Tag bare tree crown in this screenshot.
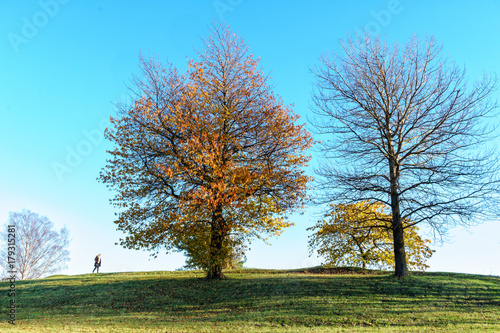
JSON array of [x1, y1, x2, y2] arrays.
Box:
[[1, 209, 70, 280], [312, 33, 498, 276]]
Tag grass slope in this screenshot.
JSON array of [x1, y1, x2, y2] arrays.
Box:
[[1, 267, 499, 332]]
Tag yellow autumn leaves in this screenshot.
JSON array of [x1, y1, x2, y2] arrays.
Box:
[[308, 201, 434, 271], [99, 24, 437, 278]]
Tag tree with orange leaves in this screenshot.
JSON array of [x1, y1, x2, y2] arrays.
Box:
[[99, 25, 313, 279]]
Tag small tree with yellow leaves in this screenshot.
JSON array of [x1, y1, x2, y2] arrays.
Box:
[[308, 201, 434, 271]]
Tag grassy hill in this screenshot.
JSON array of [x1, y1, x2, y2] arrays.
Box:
[[1, 267, 499, 332]]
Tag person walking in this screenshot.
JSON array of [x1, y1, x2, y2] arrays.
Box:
[[92, 254, 102, 273]]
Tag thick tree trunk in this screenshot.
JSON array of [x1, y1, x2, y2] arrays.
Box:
[[206, 264, 224, 280], [207, 206, 227, 280], [389, 159, 408, 277], [392, 214, 408, 277]]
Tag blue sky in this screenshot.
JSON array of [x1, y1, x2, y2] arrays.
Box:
[[1, 0, 499, 276]]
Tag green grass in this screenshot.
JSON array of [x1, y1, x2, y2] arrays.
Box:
[[1, 267, 499, 332]]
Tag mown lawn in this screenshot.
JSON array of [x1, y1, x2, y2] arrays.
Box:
[[1, 267, 499, 332]]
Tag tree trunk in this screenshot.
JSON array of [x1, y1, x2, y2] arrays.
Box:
[[392, 214, 408, 277], [206, 264, 224, 280], [207, 206, 227, 280], [389, 159, 408, 277], [358, 244, 367, 269]]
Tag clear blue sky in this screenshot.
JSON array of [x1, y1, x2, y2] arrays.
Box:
[[1, 0, 499, 276]]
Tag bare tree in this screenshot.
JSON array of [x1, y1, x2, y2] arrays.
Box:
[[0, 209, 70, 279], [311, 33, 499, 277]]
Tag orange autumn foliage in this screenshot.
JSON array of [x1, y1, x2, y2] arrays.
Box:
[[99, 25, 313, 279]]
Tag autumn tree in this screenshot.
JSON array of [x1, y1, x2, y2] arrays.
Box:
[[177, 232, 247, 270], [0, 209, 70, 280], [99, 25, 313, 279], [311, 33, 499, 277], [308, 201, 434, 270]]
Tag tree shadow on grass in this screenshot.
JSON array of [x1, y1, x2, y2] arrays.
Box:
[[1, 270, 499, 328]]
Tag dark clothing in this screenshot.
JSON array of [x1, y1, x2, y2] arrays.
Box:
[[92, 256, 102, 273]]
